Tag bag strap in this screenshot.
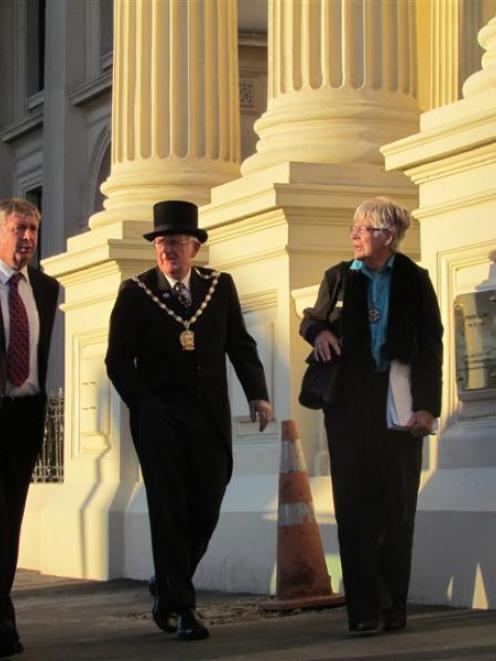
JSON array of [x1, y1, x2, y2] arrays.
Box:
[[327, 260, 350, 317]]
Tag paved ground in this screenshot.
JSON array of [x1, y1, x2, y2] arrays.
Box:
[[10, 569, 496, 660]]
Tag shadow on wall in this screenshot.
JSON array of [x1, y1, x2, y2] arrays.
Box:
[[196, 513, 343, 598], [412, 510, 496, 609], [410, 258, 496, 609]]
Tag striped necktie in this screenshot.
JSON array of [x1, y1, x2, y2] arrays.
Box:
[[6, 272, 30, 387], [173, 281, 191, 308]]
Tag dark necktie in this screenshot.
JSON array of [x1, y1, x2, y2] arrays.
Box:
[[6, 272, 30, 387], [173, 281, 191, 309]]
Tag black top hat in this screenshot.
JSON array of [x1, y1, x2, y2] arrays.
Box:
[[143, 200, 208, 243]]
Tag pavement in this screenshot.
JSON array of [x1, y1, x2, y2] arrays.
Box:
[[9, 569, 496, 660]]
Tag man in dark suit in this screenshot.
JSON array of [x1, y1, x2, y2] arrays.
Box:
[[106, 200, 272, 641], [0, 198, 60, 658]]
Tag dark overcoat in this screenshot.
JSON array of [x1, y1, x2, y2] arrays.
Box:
[[299, 251, 443, 628], [105, 266, 269, 472], [300, 252, 443, 416]]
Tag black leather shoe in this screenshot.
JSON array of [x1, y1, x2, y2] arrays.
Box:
[[0, 639, 23, 657], [0, 621, 23, 657], [349, 619, 379, 634], [177, 609, 209, 641], [152, 598, 177, 633], [383, 612, 407, 632]]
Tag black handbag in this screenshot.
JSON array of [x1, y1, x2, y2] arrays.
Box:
[[298, 350, 341, 410], [299, 262, 348, 410]]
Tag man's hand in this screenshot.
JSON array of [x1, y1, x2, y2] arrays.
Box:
[[405, 410, 434, 437], [249, 400, 273, 432], [314, 329, 341, 362]]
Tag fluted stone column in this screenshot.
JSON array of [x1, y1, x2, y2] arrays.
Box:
[[430, 0, 462, 108], [242, 0, 418, 174], [91, 0, 240, 228]]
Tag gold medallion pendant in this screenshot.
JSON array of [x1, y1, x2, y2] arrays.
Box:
[[133, 269, 220, 353], [179, 329, 195, 351]]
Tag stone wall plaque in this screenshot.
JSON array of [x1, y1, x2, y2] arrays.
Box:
[[454, 289, 496, 398]]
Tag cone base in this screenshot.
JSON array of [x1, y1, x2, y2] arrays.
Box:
[[259, 592, 345, 611]]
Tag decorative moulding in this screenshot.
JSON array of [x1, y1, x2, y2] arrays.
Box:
[[437, 242, 496, 414], [0, 110, 43, 143], [382, 90, 496, 173], [74, 330, 111, 457], [238, 289, 278, 313], [211, 247, 287, 273], [413, 189, 496, 220], [60, 291, 118, 313], [403, 143, 496, 185], [69, 71, 113, 107], [292, 285, 319, 318]]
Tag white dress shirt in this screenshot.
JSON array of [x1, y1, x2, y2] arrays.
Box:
[[0, 259, 40, 396], [164, 270, 192, 303]]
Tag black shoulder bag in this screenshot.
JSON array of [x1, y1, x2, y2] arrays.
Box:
[[298, 263, 348, 410]]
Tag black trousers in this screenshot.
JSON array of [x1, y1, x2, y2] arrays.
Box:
[[0, 395, 45, 625], [131, 393, 230, 610], [325, 370, 422, 628]]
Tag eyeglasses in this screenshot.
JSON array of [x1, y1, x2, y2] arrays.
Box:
[[349, 225, 388, 236], [154, 237, 195, 249]]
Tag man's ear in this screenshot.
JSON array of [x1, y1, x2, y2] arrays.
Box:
[[384, 231, 394, 247], [191, 241, 202, 258]]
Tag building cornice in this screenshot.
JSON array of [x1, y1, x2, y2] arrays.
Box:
[[0, 108, 43, 143], [69, 70, 113, 107]]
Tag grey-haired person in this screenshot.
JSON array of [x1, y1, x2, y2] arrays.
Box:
[[300, 197, 443, 634], [106, 200, 272, 641]]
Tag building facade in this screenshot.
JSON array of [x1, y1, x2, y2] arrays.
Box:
[[1, 0, 496, 609]]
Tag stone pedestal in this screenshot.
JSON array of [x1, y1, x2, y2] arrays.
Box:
[[381, 15, 496, 609]]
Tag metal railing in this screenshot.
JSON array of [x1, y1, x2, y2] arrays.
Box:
[[32, 388, 64, 483]]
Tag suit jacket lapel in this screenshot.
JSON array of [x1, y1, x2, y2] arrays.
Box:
[[147, 267, 188, 318], [0, 295, 5, 355], [29, 267, 48, 354], [190, 268, 210, 311], [143, 267, 210, 318], [27, 267, 51, 387]]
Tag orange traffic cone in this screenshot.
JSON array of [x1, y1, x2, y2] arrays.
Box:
[[260, 419, 345, 611]]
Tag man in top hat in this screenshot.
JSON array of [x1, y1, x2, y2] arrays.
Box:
[[105, 200, 272, 641]]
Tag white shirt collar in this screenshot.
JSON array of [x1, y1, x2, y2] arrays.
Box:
[[0, 259, 30, 285], [163, 269, 192, 291]]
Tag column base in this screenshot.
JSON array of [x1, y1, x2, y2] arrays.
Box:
[[20, 480, 135, 580]]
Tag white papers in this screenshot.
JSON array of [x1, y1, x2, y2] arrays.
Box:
[[387, 360, 413, 430], [386, 360, 439, 433]]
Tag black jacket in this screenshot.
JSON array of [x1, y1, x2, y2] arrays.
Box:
[[105, 266, 269, 452], [300, 252, 443, 416]]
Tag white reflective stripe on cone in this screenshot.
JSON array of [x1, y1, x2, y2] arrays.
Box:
[[278, 502, 316, 526], [280, 440, 307, 473]]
